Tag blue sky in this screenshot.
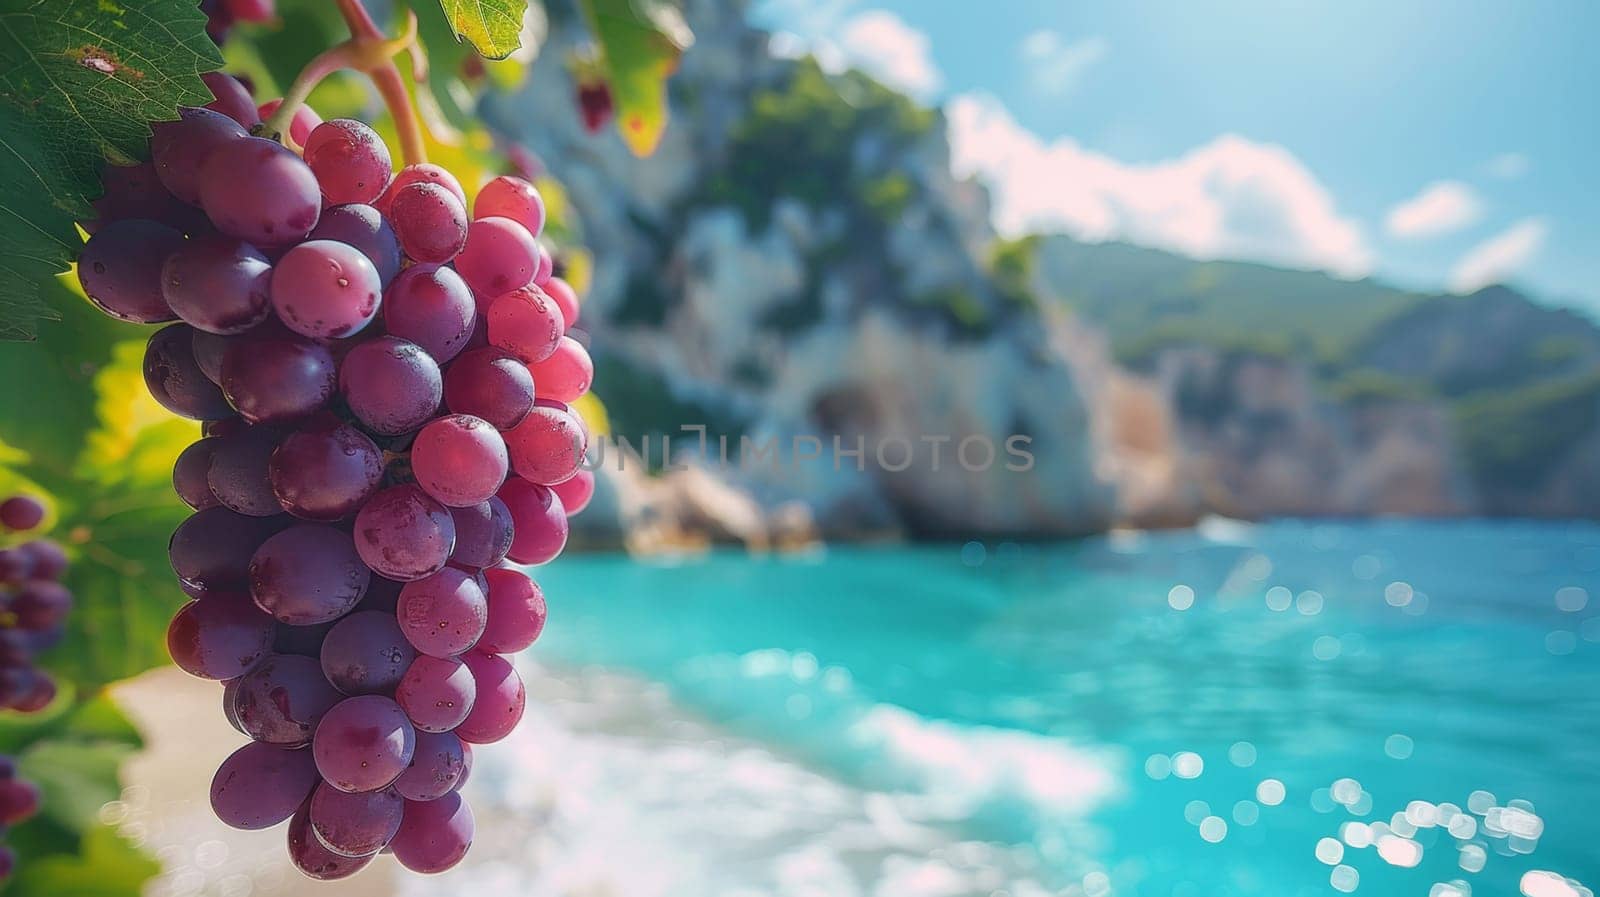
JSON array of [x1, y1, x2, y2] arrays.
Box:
[[754, 0, 1599, 311]]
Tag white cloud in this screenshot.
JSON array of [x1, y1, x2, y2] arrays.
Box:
[[946, 92, 1372, 277], [1448, 217, 1548, 293], [1484, 152, 1530, 179], [1384, 180, 1483, 239], [766, 7, 942, 100], [827, 10, 942, 100], [1019, 30, 1107, 95]]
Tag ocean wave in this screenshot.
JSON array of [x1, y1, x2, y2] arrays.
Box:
[[409, 659, 1122, 897]]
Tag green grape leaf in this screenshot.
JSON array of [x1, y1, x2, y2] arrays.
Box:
[[8, 823, 158, 897], [0, 0, 221, 340], [436, 0, 526, 60], [0, 693, 150, 890], [578, 0, 693, 157]]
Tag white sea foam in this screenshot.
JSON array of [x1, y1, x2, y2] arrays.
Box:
[[398, 660, 1119, 897]]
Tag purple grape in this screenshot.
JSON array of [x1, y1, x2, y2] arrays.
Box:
[[312, 695, 416, 793], [222, 676, 246, 734], [220, 332, 337, 424], [249, 524, 371, 624], [231, 653, 341, 747], [288, 800, 376, 880], [392, 730, 466, 800], [206, 424, 282, 516], [411, 414, 509, 507], [11, 581, 73, 630], [442, 348, 535, 430], [191, 329, 229, 384], [396, 567, 488, 658], [161, 236, 273, 334], [210, 741, 319, 829], [0, 548, 32, 583], [270, 240, 382, 339], [309, 781, 403, 858], [149, 106, 248, 204], [268, 420, 384, 521], [77, 219, 183, 323], [382, 264, 476, 363], [201, 71, 260, 128], [388, 182, 468, 263], [320, 611, 415, 696], [395, 655, 475, 733], [309, 203, 401, 286], [89, 160, 205, 234], [0, 779, 39, 825], [169, 507, 288, 596], [455, 651, 525, 744], [166, 594, 274, 680], [199, 136, 321, 247], [390, 791, 473, 873], [338, 337, 442, 436], [19, 540, 68, 580], [0, 496, 46, 532], [144, 324, 235, 420], [303, 119, 393, 206], [173, 438, 221, 510], [479, 566, 546, 654], [352, 484, 456, 581], [447, 498, 513, 569]]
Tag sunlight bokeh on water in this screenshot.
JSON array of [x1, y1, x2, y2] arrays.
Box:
[[452, 520, 1600, 897]]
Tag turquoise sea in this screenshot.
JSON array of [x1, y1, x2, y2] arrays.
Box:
[[453, 520, 1600, 897]]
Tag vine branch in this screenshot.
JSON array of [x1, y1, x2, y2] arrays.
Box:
[[259, 2, 428, 164]]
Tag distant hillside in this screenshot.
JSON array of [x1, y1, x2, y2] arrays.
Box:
[[1032, 237, 1427, 365], [1030, 236, 1600, 517]]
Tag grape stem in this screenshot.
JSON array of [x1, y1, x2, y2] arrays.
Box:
[[260, 1, 428, 165]]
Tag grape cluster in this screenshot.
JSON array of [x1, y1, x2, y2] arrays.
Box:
[[0, 495, 70, 713], [77, 73, 598, 878], [0, 756, 43, 883], [0, 494, 69, 883]]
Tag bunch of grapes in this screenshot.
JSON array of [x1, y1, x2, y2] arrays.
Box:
[[77, 73, 597, 878], [0, 494, 71, 883], [0, 495, 70, 713], [0, 756, 43, 883]]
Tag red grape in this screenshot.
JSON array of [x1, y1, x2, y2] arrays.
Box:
[[454, 651, 524, 744], [486, 285, 564, 364], [410, 414, 509, 507], [303, 118, 393, 205], [473, 175, 545, 238], [389, 182, 469, 263]]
